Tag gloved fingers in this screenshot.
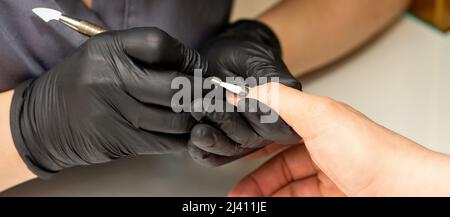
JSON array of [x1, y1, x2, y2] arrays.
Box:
[[93, 120, 188, 157], [117, 27, 207, 74], [187, 142, 246, 167], [258, 71, 302, 91], [133, 130, 189, 154], [237, 98, 301, 145], [137, 107, 195, 134], [190, 124, 255, 156], [277, 76, 302, 90], [110, 90, 195, 134], [191, 98, 264, 148], [201, 51, 241, 79], [273, 58, 303, 90], [240, 57, 301, 90], [123, 69, 194, 107]]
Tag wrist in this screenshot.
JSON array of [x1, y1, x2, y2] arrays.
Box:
[[375, 139, 450, 196], [0, 90, 36, 191], [10, 81, 56, 179]]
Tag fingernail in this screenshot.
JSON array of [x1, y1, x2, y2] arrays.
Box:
[[225, 92, 238, 106]]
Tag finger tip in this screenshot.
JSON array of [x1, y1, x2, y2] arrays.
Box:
[[190, 125, 215, 147], [225, 92, 239, 107]]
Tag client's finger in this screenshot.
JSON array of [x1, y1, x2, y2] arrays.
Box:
[[228, 144, 316, 197], [228, 82, 322, 138], [243, 144, 287, 160]]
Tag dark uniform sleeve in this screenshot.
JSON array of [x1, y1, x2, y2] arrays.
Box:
[[0, 0, 232, 92], [0, 0, 90, 91]]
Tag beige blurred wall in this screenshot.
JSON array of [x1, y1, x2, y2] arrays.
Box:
[[231, 0, 280, 21]]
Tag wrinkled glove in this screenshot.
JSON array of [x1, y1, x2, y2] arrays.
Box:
[[188, 20, 302, 166], [11, 27, 204, 178]]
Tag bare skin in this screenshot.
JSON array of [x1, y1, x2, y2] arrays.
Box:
[[0, 91, 35, 191], [257, 0, 410, 76], [83, 0, 92, 8], [84, 0, 410, 76]]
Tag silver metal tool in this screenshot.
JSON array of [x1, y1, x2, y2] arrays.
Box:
[[32, 7, 107, 37], [210, 77, 249, 97]]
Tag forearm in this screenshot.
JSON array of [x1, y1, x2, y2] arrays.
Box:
[[258, 0, 411, 77], [0, 90, 35, 192], [379, 140, 450, 196]]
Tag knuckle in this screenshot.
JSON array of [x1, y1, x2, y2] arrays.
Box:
[[123, 27, 174, 65], [85, 33, 109, 47], [141, 27, 170, 51], [81, 33, 117, 56]]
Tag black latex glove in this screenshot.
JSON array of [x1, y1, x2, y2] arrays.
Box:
[[188, 20, 302, 166], [11, 27, 205, 178]]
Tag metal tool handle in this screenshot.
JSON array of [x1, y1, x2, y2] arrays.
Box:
[[79, 20, 108, 36]]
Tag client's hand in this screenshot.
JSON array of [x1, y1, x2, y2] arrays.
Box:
[[230, 83, 450, 196]]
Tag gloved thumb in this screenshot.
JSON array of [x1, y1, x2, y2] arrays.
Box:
[[117, 27, 207, 74]]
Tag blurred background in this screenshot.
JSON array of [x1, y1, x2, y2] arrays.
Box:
[[2, 0, 450, 196]]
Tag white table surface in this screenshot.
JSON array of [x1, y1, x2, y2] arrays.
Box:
[[2, 15, 450, 196]]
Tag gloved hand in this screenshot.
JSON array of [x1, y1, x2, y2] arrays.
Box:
[[188, 20, 302, 166], [11, 27, 205, 178]]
